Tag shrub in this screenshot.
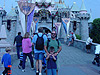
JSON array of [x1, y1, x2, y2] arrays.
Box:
[[75, 34, 81, 40], [90, 18, 100, 44]]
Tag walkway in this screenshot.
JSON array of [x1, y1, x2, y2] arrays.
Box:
[[0, 44, 100, 75]]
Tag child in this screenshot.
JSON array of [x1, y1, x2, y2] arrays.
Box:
[[1, 47, 12, 75], [18, 52, 23, 69], [46, 46, 57, 75]]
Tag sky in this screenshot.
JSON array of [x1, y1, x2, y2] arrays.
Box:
[[0, 0, 100, 20]]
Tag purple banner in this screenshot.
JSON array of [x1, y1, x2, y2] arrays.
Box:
[[27, 8, 35, 32]]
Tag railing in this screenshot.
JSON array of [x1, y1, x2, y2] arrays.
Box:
[[59, 38, 99, 54]]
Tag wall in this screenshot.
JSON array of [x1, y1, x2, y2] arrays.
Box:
[[59, 38, 99, 54], [72, 39, 98, 54]]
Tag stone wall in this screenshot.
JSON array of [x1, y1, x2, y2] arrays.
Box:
[[72, 39, 98, 54], [59, 38, 99, 54]]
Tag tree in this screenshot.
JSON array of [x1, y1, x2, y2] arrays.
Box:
[[90, 18, 100, 44]]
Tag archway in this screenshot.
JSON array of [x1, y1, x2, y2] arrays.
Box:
[[39, 27, 51, 34]]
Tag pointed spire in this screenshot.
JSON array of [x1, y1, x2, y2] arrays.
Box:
[[88, 9, 93, 23], [71, 2, 79, 11], [80, 0, 87, 13], [0, 25, 7, 39], [3, 0, 5, 9], [51, 0, 55, 5], [0, 25, 11, 47], [12, 4, 14, 9], [59, 0, 62, 3], [0, 4, 3, 10]]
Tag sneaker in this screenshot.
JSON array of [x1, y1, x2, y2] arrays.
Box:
[[39, 73, 42, 75], [31, 67, 35, 70], [18, 65, 21, 69], [22, 69, 25, 72], [36, 71, 39, 75]]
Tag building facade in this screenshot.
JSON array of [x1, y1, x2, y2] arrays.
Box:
[[0, 0, 93, 45]]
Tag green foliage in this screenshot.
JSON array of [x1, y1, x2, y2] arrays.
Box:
[[90, 18, 100, 44], [75, 34, 81, 40]]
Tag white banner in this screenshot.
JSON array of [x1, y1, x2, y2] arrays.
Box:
[[55, 22, 61, 38], [18, 6, 25, 34]]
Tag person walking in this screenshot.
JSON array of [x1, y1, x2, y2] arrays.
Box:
[[22, 32, 34, 72], [1, 47, 12, 75], [44, 30, 62, 75], [13, 32, 23, 59], [46, 46, 57, 75], [32, 28, 47, 75]]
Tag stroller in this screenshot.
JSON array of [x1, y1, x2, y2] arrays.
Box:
[[92, 45, 100, 66]]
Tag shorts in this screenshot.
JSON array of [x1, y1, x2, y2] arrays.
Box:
[[86, 45, 91, 49], [34, 53, 44, 60]]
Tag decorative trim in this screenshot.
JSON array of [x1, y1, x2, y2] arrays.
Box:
[[35, 2, 51, 8]]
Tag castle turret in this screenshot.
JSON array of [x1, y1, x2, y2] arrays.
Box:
[[80, 0, 87, 14], [71, 2, 80, 13], [59, 0, 62, 3], [77, 0, 90, 41], [0, 6, 6, 29]]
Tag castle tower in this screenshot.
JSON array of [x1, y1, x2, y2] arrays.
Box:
[[77, 0, 90, 41], [0, 6, 6, 29], [59, 0, 62, 3]]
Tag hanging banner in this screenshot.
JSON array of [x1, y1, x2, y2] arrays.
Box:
[[54, 22, 61, 34], [62, 18, 70, 35], [17, 1, 35, 15], [27, 8, 35, 32], [18, 6, 25, 34]]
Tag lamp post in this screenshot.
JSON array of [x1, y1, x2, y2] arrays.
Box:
[[52, 13, 54, 31]]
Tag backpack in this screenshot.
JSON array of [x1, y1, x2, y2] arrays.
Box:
[[35, 34, 44, 50], [47, 38, 59, 50]]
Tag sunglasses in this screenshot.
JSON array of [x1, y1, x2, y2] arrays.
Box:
[[51, 33, 56, 34]]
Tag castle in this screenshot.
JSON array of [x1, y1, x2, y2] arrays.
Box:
[[0, 0, 93, 45]]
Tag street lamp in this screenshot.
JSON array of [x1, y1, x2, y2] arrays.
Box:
[[52, 13, 54, 31]]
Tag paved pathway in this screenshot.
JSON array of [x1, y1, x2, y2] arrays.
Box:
[[0, 44, 100, 75]]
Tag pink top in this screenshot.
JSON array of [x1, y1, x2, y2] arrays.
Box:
[[22, 38, 32, 53]]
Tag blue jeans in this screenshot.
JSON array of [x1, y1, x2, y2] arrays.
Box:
[[16, 46, 21, 59], [47, 69, 56, 75], [22, 52, 34, 69]]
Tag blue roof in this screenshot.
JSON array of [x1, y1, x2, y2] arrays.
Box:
[[88, 13, 93, 23], [71, 2, 79, 11], [0, 4, 3, 10], [80, 0, 87, 11], [55, 2, 67, 9], [8, 8, 17, 16]]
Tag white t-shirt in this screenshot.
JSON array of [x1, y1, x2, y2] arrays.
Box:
[[95, 45, 100, 54], [86, 37, 92, 45]]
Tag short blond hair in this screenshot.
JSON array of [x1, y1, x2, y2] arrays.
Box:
[[5, 47, 11, 52]]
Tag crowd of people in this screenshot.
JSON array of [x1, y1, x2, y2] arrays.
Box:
[[1, 29, 95, 75], [1, 28, 62, 75]]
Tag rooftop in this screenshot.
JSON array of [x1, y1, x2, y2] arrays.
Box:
[[71, 2, 80, 11]]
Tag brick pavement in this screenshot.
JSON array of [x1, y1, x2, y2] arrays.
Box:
[[0, 44, 100, 75]]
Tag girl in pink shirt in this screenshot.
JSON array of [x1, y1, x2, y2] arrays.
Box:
[[22, 32, 34, 72]]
